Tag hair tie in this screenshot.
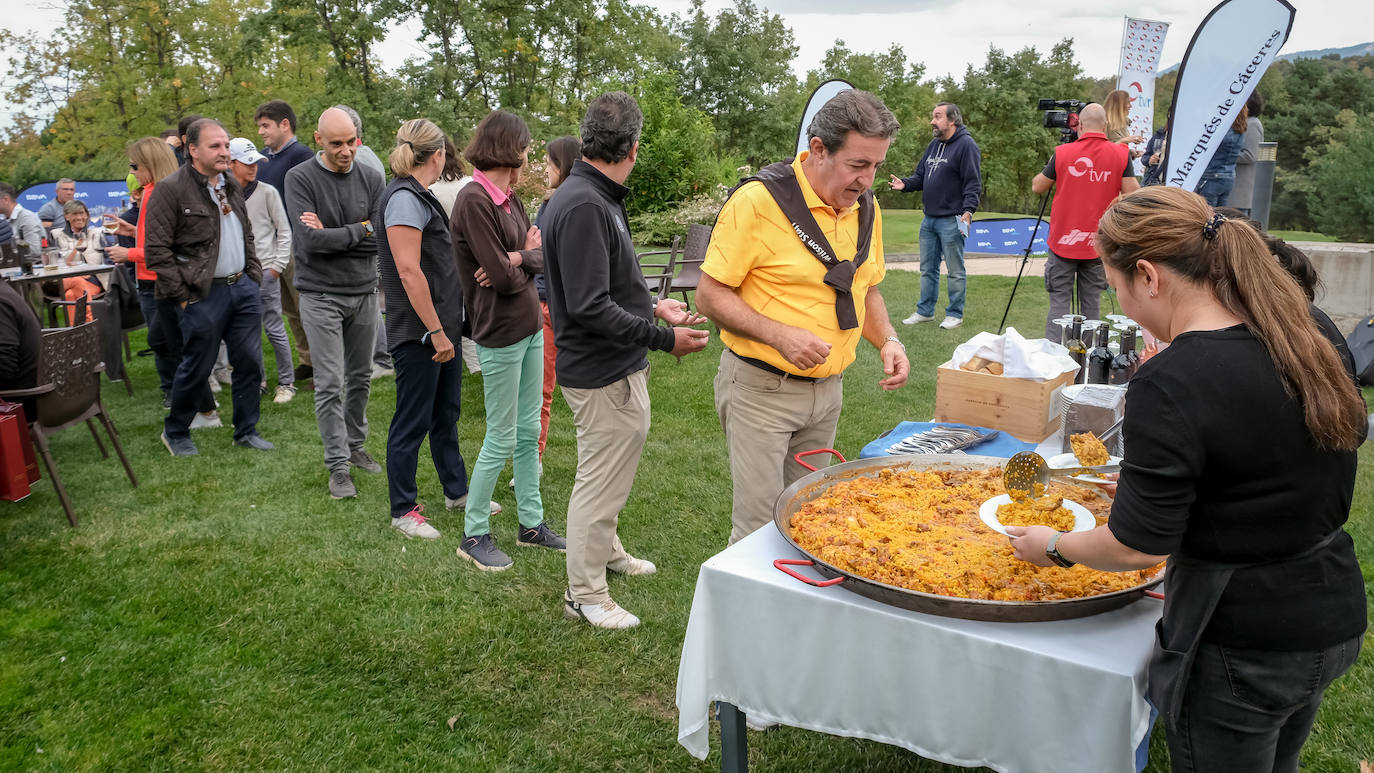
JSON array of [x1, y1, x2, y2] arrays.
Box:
[[400, 140, 414, 149], [1202, 212, 1226, 241]]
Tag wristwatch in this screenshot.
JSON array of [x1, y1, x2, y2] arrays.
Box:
[[883, 335, 905, 350], [1046, 531, 1076, 568], [362, 220, 374, 237]]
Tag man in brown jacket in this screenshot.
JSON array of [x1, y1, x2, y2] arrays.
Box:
[[144, 118, 273, 456]]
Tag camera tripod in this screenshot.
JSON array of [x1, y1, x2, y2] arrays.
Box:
[[996, 189, 1051, 335]]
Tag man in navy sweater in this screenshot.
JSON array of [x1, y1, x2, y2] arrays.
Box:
[[256, 99, 316, 382], [888, 102, 982, 329]]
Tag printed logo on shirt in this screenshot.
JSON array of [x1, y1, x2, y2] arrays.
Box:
[[925, 155, 949, 172], [615, 216, 629, 236], [1057, 229, 1095, 247], [1067, 156, 1116, 183]]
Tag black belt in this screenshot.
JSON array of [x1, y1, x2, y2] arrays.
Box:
[[212, 272, 243, 286], [730, 349, 819, 382]]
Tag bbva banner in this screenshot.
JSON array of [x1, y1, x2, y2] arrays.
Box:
[[1162, 0, 1295, 191], [966, 218, 1049, 256], [19, 179, 133, 220]]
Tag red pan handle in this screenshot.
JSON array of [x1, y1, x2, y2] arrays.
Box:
[[793, 448, 847, 472], [1144, 590, 1165, 600], [774, 558, 845, 587]]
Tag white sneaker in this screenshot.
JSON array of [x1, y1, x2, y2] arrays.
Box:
[[902, 312, 934, 325], [392, 507, 440, 539], [939, 316, 963, 329], [564, 590, 640, 629], [445, 493, 504, 515], [207, 375, 222, 393], [608, 555, 657, 576], [273, 385, 297, 404], [371, 364, 395, 379], [190, 411, 222, 429]]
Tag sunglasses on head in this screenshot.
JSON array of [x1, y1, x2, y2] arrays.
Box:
[[129, 163, 139, 171]]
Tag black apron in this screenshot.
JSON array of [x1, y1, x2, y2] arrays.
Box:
[[722, 161, 875, 330], [1148, 530, 1341, 727]]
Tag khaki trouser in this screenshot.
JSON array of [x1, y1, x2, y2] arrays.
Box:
[[562, 367, 647, 604], [715, 350, 844, 544]]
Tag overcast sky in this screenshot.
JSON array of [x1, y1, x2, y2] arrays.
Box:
[[3, 0, 1372, 129]]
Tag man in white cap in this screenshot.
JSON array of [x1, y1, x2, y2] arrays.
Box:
[[229, 137, 296, 404]]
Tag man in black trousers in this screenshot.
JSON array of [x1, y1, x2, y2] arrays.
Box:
[[144, 119, 273, 456]]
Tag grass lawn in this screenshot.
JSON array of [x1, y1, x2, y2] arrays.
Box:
[[2, 272, 1372, 771], [1272, 229, 1339, 243]]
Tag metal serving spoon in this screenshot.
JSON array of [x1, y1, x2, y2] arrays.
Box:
[[1004, 451, 1049, 502]]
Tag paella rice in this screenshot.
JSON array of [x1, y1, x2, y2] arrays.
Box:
[[788, 467, 1161, 601], [996, 497, 1076, 531], [1070, 432, 1110, 466]]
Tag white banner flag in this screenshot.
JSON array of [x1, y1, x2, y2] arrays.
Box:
[[1116, 18, 1170, 142], [796, 79, 854, 157], [1162, 0, 1295, 191]]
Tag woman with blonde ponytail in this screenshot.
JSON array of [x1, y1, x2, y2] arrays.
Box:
[[376, 118, 495, 540], [1008, 185, 1366, 772]]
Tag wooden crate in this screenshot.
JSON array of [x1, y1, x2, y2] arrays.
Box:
[[933, 361, 1077, 442]]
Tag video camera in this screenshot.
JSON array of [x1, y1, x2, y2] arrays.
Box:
[[1038, 98, 1087, 144]]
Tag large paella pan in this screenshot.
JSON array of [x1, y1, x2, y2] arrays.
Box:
[[772, 452, 1163, 622]]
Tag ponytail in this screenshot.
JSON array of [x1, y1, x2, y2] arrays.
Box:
[[388, 119, 445, 178], [1098, 186, 1365, 451]]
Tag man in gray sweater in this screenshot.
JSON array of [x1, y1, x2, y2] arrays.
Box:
[[285, 108, 385, 499]]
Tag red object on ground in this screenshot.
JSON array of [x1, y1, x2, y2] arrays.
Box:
[[0, 413, 31, 500], [0, 401, 39, 483]]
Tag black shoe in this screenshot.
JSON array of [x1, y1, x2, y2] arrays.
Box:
[[136, 348, 154, 357], [294, 364, 313, 382], [233, 433, 275, 451], [517, 522, 567, 552]]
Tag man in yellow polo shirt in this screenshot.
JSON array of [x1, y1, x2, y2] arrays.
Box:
[[698, 89, 911, 545]]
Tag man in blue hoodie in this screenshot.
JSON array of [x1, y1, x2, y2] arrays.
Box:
[[888, 103, 981, 329]]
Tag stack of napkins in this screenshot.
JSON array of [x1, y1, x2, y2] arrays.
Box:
[[950, 327, 1080, 381]]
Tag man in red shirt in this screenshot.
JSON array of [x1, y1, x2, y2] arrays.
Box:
[[1032, 103, 1140, 339]]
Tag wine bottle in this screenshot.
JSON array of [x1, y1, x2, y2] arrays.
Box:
[[1086, 323, 1112, 384], [1110, 325, 1139, 385], [1066, 315, 1087, 383]]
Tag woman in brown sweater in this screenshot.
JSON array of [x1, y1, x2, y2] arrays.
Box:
[[450, 110, 565, 571]]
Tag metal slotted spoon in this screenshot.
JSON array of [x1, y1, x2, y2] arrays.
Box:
[[1004, 451, 1050, 502]]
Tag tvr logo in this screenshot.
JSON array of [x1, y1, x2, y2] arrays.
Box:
[[1067, 157, 1116, 183]]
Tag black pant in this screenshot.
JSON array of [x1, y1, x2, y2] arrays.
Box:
[[165, 279, 264, 441], [1169, 636, 1362, 772], [386, 340, 470, 517]]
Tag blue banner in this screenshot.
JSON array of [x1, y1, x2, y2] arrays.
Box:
[[966, 217, 1049, 256], [18, 179, 133, 221]]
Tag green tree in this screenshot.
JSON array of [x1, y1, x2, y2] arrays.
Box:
[[936, 39, 1091, 215], [808, 41, 936, 210], [1305, 110, 1374, 241], [676, 0, 798, 165], [625, 71, 724, 217]]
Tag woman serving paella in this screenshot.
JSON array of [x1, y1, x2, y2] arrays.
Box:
[[1006, 186, 1366, 773]]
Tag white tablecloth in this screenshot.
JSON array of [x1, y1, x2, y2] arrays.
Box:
[[675, 524, 1161, 773]]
